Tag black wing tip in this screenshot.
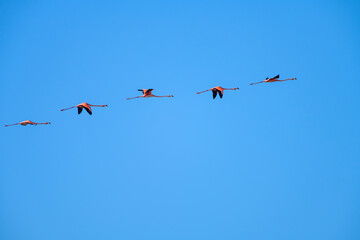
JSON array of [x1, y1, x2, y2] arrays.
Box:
[[85, 108, 92, 115], [218, 90, 223, 99], [212, 89, 217, 99]]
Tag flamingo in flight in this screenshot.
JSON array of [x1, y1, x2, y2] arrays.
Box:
[[250, 75, 297, 85], [60, 102, 108, 115], [126, 89, 174, 100], [196, 86, 239, 99], [4, 120, 51, 127]]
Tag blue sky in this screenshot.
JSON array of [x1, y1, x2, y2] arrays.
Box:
[[0, 0, 359, 239]]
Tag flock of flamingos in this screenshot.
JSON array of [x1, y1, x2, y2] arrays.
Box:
[[4, 75, 296, 127]]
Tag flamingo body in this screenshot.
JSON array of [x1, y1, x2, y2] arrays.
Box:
[[4, 120, 51, 127], [60, 102, 108, 115], [126, 89, 174, 100], [250, 75, 297, 85], [77, 102, 92, 115], [196, 86, 239, 99]]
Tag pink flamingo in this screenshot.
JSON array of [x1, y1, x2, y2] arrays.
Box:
[[126, 89, 174, 100], [60, 102, 108, 115], [196, 86, 239, 99], [4, 120, 51, 127], [250, 75, 296, 85]]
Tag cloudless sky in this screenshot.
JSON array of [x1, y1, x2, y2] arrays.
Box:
[[1, 1, 360, 239]]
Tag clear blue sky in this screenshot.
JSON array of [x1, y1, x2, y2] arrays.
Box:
[[1, 1, 359, 239]]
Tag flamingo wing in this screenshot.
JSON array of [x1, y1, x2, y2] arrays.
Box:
[[145, 89, 153, 94], [212, 89, 218, 99], [84, 106, 92, 115], [273, 74, 280, 79], [218, 90, 223, 98], [138, 89, 145, 94], [77, 107, 83, 114]]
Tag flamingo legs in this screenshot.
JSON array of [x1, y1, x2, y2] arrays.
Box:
[[126, 96, 142, 100], [4, 123, 19, 127], [60, 106, 76, 111], [249, 81, 265, 85], [196, 89, 211, 94]]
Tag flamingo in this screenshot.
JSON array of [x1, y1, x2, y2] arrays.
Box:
[[250, 75, 297, 85], [60, 102, 108, 115], [4, 120, 51, 127], [196, 86, 239, 99], [126, 89, 174, 100]]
